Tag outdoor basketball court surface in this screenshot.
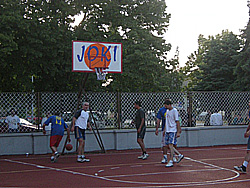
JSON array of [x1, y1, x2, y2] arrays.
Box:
[[1, 145, 250, 187]]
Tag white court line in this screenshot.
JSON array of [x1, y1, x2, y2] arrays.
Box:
[[3, 156, 242, 186], [104, 168, 221, 178]]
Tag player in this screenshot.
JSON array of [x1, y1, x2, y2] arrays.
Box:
[[155, 100, 178, 163], [43, 112, 70, 163], [71, 102, 92, 163], [163, 99, 184, 167], [134, 101, 148, 160], [234, 100, 250, 173]]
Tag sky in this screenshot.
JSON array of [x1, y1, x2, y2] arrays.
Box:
[[164, 0, 249, 66], [74, 0, 249, 67]]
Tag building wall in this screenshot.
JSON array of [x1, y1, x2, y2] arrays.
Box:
[[0, 125, 248, 156]]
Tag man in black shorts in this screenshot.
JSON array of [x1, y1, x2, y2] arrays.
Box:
[[134, 101, 148, 160]]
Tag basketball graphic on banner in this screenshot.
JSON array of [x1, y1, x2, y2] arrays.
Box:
[[84, 43, 111, 70]]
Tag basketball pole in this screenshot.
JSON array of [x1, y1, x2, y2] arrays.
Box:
[[82, 88, 105, 153]]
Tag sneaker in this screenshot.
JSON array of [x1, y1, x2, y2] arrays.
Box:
[[142, 153, 149, 160], [234, 165, 246, 173], [173, 157, 177, 163], [54, 152, 60, 163], [77, 157, 90, 163], [82, 157, 90, 162], [138, 153, 148, 159], [177, 154, 184, 163], [77, 158, 83, 163], [138, 154, 144, 159], [50, 156, 55, 163], [166, 160, 173, 167], [161, 156, 168, 164]]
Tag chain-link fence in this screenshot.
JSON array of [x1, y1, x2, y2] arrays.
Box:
[[0, 91, 249, 133]]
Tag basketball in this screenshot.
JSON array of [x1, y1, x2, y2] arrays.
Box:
[[66, 143, 73, 151]]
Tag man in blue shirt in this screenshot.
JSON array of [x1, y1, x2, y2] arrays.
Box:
[[43, 112, 70, 163], [155, 100, 168, 163]]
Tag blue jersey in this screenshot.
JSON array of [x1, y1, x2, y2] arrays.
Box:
[[156, 107, 167, 131], [44, 115, 68, 136]]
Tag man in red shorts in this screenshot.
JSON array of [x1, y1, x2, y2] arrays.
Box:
[[43, 112, 70, 162]]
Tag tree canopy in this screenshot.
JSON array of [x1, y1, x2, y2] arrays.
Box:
[[1, 0, 182, 92]]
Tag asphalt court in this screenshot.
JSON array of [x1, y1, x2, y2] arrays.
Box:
[[1, 145, 250, 187]]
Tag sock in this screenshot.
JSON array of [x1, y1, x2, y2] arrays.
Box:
[[51, 156, 54, 160], [81, 155, 85, 158], [164, 155, 168, 159], [243, 161, 248, 167], [78, 155, 81, 159]]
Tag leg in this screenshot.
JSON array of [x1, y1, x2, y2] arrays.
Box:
[[168, 144, 174, 161], [234, 138, 250, 173], [137, 138, 146, 153], [77, 138, 84, 156]]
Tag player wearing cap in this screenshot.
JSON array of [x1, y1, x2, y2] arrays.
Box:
[[43, 112, 70, 163]]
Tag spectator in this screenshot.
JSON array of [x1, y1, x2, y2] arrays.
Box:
[[210, 110, 223, 126], [5, 108, 20, 133], [204, 110, 211, 126]]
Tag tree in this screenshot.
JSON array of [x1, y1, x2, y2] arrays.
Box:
[[0, 0, 80, 92], [74, 0, 173, 92], [194, 30, 242, 91], [232, 19, 250, 90]]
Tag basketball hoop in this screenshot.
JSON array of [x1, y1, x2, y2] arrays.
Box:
[[95, 67, 108, 81]]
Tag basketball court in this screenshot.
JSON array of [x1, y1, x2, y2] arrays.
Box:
[[1, 145, 250, 187]]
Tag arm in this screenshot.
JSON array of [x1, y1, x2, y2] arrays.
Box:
[[71, 117, 76, 132], [42, 123, 46, 135], [155, 119, 161, 135], [66, 127, 71, 142], [176, 120, 181, 137], [87, 121, 92, 131]]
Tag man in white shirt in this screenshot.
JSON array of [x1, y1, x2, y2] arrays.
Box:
[[71, 102, 92, 163], [5, 108, 20, 133], [163, 100, 184, 167], [210, 111, 223, 126]]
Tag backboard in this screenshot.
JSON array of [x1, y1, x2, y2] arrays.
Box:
[[72, 41, 122, 73]]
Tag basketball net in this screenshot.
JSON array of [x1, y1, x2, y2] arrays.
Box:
[[95, 68, 107, 81]]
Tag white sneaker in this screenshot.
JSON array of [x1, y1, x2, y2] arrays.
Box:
[[77, 157, 90, 162], [177, 155, 184, 163], [53, 152, 60, 163], [142, 153, 149, 160], [138, 154, 144, 159], [165, 160, 173, 167], [173, 157, 177, 163], [161, 157, 168, 163], [82, 157, 90, 162]]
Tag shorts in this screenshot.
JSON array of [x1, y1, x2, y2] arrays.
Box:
[[165, 132, 177, 146], [50, 135, 63, 147], [247, 137, 250, 150], [75, 126, 86, 140], [137, 126, 146, 139]]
